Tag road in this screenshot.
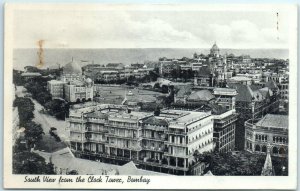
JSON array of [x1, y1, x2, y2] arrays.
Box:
[[15, 86, 70, 142]]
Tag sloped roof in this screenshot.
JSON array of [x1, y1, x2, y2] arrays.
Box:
[[256, 114, 288, 129], [265, 80, 278, 90], [176, 85, 192, 98], [208, 103, 227, 115], [187, 90, 215, 101], [228, 83, 253, 102], [143, 116, 168, 127], [197, 66, 211, 77]]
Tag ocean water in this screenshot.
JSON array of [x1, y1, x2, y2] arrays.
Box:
[[13, 48, 289, 71]]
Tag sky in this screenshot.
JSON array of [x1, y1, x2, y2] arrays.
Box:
[[12, 5, 292, 49]]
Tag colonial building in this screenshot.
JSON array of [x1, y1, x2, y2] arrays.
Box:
[[228, 83, 280, 150], [64, 78, 94, 102], [213, 88, 237, 110], [47, 80, 67, 99], [68, 104, 214, 175], [210, 42, 220, 58], [245, 114, 288, 158]]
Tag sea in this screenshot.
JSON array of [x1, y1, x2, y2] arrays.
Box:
[[13, 48, 289, 71]]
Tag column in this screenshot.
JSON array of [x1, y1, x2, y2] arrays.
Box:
[[175, 157, 178, 167], [129, 150, 132, 159]]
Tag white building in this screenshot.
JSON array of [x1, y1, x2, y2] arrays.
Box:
[[47, 80, 67, 99], [64, 78, 94, 102]]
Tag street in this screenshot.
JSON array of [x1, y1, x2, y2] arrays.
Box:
[[15, 86, 70, 143]]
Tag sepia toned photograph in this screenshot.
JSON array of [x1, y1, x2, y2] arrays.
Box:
[[4, 3, 298, 189]]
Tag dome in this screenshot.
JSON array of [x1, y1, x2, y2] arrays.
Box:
[[63, 60, 82, 74], [211, 43, 219, 51], [85, 78, 92, 83]]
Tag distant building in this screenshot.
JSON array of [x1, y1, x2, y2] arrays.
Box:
[[186, 90, 215, 106], [64, 78, 94, 102], [228, 76, 253, 85], [213, 88, 237, 110], [21, 72, 42, 81], [61, 60, 83, 82], [68, 104, 214, 175], [194, 66, 212, 87], [228, 83, 280, 150], [47, 80, 67, 99], [245, 114, 288, 158], [210, 42, 220, 58]]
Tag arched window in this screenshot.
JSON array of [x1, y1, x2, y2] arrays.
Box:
[[255, 145, 260, 152], [273, 147, 278, 154], [256, 134, 258, 140], [279, 137, 282, 143], [279, 147, 285, 155], [262, 145, 267, 153], [258, 135, 261, 140]]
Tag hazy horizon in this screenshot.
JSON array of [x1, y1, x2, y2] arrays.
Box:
[[13, 48, 289, 71]]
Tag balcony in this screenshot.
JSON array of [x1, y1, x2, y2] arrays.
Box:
[[85, 138, 108, 144], [142, 145, 165, 152], [86, 129, 109, 134], [87, 118, 106, 124], [142, 136, 166, 142], [68, 118, 86, 123]]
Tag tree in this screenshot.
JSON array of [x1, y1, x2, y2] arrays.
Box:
[[13, 97, 35, 126], [24, 121, 45, 148], [13, 151, 55, 174]]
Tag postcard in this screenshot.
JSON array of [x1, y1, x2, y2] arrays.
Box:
[[4, 3, 297, 189]]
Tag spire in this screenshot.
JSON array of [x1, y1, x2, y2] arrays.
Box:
[[261, 144, 274, 176]]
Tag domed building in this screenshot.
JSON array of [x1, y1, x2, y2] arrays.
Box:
[[210, 42, 220, 57], [63, 60, 82, 74], [61, 59, 83, 82]]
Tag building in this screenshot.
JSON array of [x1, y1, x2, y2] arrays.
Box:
[[21, 72, 42, 81], [185, 90, 215, 106], [64, 78, 94, 102], [194, 66, 212, 87], [228, 83, 280, 150], [68, 104, 214, 175], [213, 88, 237, 110], [245, 114, 288, 158], [210, 42, 220, 58], [228, 76, 253, 85], [61, 59, 83, 82], [213, 109, 238, 153], [47, 80, 67, 99]]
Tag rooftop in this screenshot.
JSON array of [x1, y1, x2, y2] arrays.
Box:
[[187, 90, 215, 101], [35, 148, 169, 175], [256, 114, 288, 129]]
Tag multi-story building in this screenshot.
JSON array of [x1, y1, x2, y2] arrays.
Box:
[[47, 80, 67, 99], [213, 88, 237, 110], [64, 78, 94, 102], [244, 114, 288, 157], [213, 109, 238, 153], [68, 104, 214, 175], [227, 83, 280, 150]]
